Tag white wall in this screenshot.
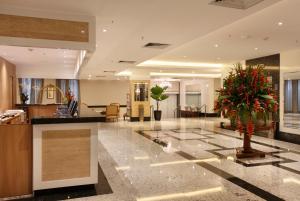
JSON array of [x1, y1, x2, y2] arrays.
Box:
[[280, 49, 300, 135], [80, 80, 130, 106]]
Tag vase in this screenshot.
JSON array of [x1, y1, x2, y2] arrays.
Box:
[[154, 110, 162, 121]]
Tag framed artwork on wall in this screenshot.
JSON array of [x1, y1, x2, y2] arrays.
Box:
[[47, 86, 54, 99]]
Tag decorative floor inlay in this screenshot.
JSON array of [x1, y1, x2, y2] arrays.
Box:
[[127, 123, 300, 201]]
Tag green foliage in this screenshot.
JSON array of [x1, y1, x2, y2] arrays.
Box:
[[150, 85, 169, 110]]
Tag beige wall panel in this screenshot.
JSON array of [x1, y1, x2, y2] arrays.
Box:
[[42, 129, 91, 181], [80, 80, 129, 105], [0, 56, 16, 111], [0, 14, 89, 42]]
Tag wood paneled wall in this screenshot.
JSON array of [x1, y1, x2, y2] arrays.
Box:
[[0, 56, 16, 111], [0, 14, 89, 42], [0, 124, 33, 198]]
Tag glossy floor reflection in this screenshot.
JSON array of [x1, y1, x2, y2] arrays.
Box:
[[85, 118, 300, 201]]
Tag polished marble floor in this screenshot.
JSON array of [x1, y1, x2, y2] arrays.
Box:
[[71, 118, 300, 201], [284, 113, 300, 129]]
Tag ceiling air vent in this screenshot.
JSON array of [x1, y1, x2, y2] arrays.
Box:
[[143, 42, 170, 49], [209, 0, 264, 10], [95, 75, 106, 78], [103, 70, 116, 73], [118, 60, 136, 64]]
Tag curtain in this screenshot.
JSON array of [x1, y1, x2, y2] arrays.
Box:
[[18, 78, 44, 104], [284, 80, 293, 112], [56, 79, 80, 103]]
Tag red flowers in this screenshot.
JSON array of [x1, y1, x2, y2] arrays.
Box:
[[254, 99, 260, 111], [215, 63, 278, 137]]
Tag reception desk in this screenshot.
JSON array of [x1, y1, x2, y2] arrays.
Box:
[[31, 116, 105, 190]]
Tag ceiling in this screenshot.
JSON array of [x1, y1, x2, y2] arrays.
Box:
[[1, 0, 295, 80], [0, 45, 79, 79]]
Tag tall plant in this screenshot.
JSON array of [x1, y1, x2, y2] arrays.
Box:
[[151, 85, 169, 111], [214, 63, 278, 155]]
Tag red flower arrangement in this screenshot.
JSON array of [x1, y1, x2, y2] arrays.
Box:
[[214, 63, 278, 155]]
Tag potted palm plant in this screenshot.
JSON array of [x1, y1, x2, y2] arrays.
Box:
[[214, 63, 278, 158], [151, 85, 169, 121]]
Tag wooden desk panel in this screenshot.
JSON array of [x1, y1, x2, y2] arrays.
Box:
[[0, 124, 32, 198], [42, 129, 91, 181]]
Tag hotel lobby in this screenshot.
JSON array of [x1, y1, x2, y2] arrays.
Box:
[[0, 0, 300, 201]]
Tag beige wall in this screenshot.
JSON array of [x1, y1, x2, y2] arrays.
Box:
[[80, 80, 129, 105], [0, 56, 16, 111]]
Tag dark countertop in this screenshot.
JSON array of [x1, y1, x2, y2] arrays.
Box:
[[16, 103, 66, 107], [31, 115, 106, 124]]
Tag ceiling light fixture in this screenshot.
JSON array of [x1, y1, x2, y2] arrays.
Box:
[[116, 70, 132, 76], [102, 29, 107, 33], [150, 72, 221, 78], [81, 30, 85, 34], [278, 22, 283, 26], [254, 47, 258, 51], [214, 44, 219, 48], [138, 60, 223, 68]]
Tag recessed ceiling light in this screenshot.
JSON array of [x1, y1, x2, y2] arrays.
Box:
[[254, 47, 258, 51], [150, 72, 221, 78], [88, 74, 92, 77], [102, 29, 107, 33], [138, 60, 224, 68], [214, 44, 219, 48], [116, 70, 132, 76], [183, 56, 187, 58], [81, 30, 85, 34], [278, 22, 283, 26]]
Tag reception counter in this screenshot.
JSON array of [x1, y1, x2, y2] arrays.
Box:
[[31, 115, 105, 191]]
